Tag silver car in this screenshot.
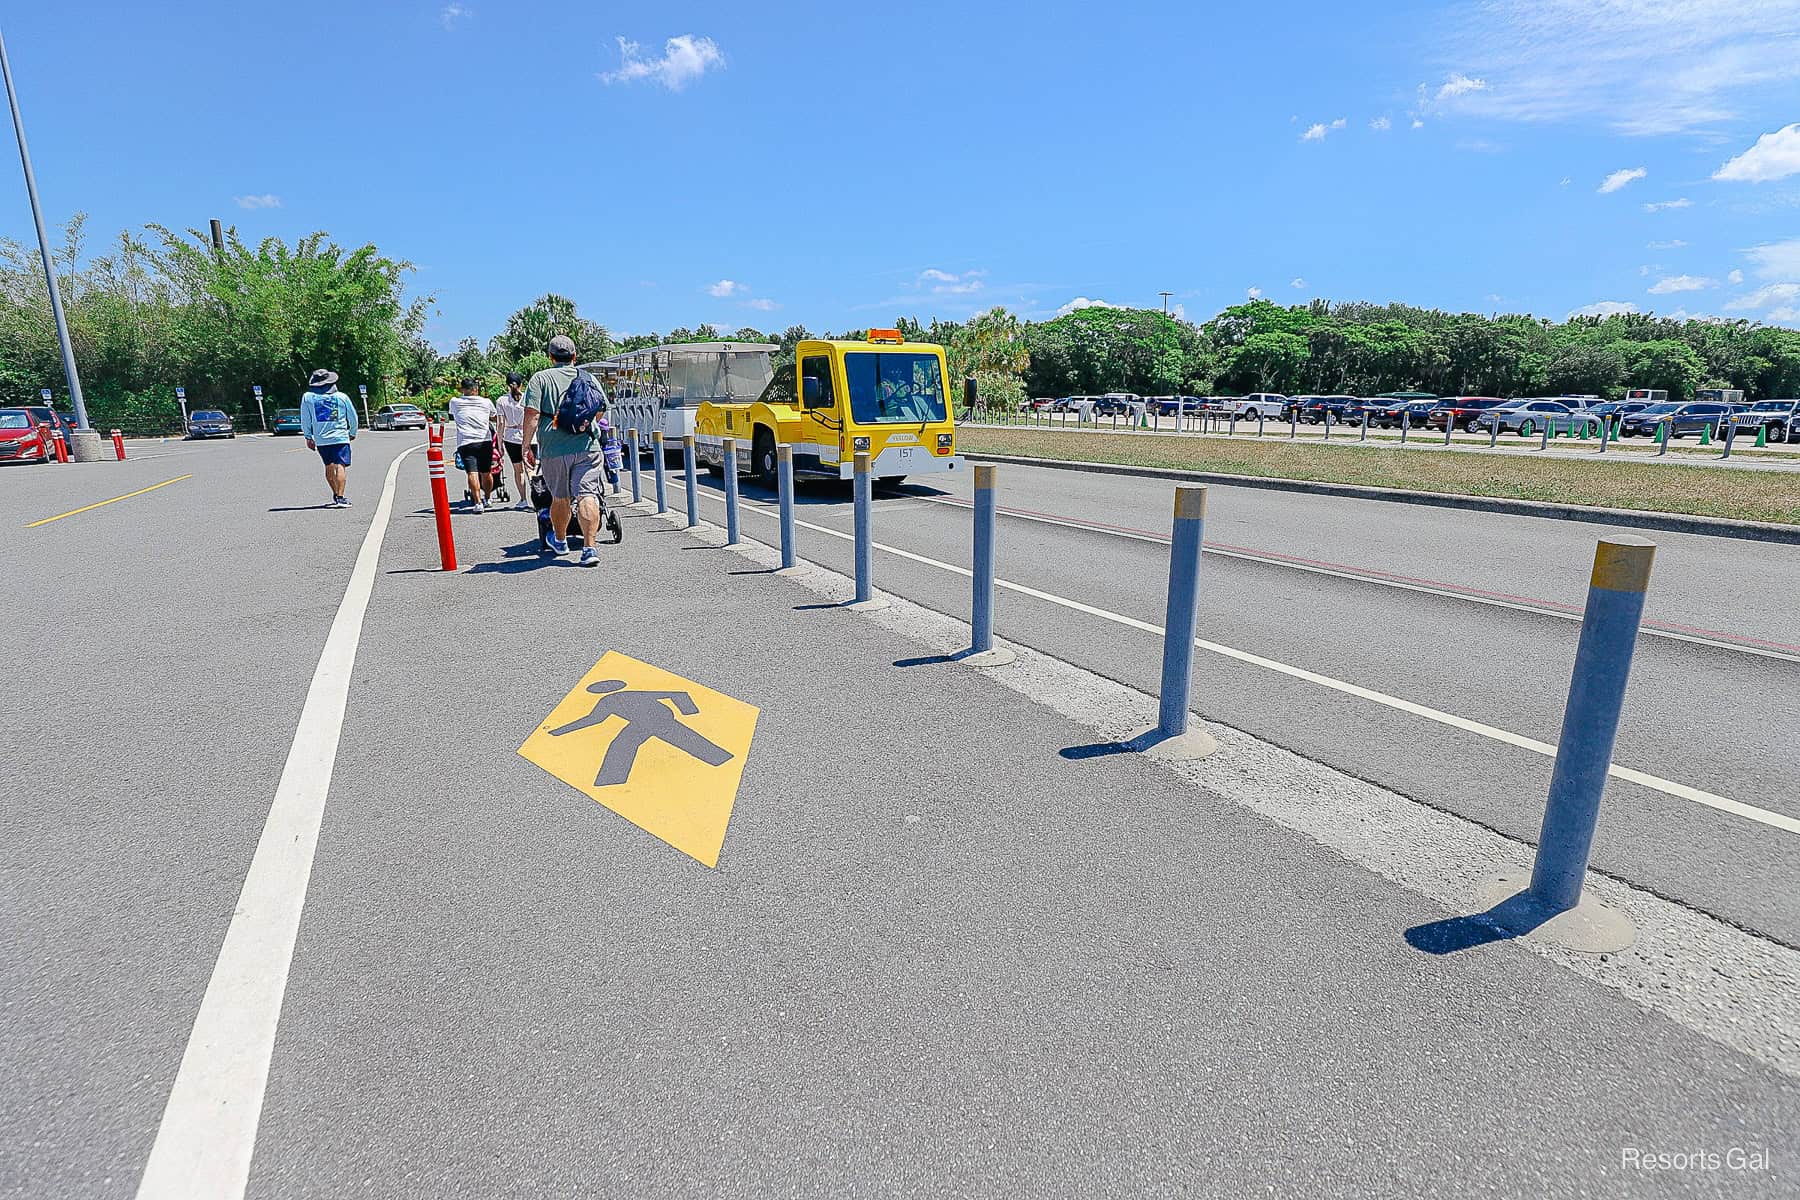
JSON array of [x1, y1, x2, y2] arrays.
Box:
[[1472, 398, 1599, 438]]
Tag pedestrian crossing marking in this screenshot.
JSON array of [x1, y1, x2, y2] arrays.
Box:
[[519, 651, 759, 867]]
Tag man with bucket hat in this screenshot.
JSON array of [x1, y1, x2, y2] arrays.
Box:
[[300, 368, 359, 508]]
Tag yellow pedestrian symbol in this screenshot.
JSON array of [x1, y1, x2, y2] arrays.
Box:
[[519, 652, 759, 867]]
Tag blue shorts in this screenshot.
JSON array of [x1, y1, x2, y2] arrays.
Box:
[[317, 443, 352, 467]]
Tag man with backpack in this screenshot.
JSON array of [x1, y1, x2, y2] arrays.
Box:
[[448, 376, 498, 513], [521, 335, 606, 566], [300, 368, 358, 508]]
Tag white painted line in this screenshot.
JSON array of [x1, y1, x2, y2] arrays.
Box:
[[136, 444, 424, 1199], [702, 489, 1800, 837], [918, 494, 1800, 665]]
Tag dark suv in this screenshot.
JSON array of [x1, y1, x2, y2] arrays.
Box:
[[1733, 399, 1799, 443], [1294, 395, 1361, 424]]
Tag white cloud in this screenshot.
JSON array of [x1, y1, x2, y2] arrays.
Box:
[[1055, 296, 1119, 316], [1300, 118, 1347, 141], [1647, 239, 1687, 249], [234, 194, 281, 209], [1744, 237, 1800, 279], [600, 34, 725, 90], [1567, 300, 1638, 318], [1729, 268, 1745, 284], [1714, 122, 1800, 182], [918, 268, 985, 295], [439, 3, 469, 30], [1647, 274, 1716, 294], [1642, 197, 1693, 212], [1456, 138, 1505, 154], [1435, 73, 1488, 100], [1559, 176, 1572, 186], [1411, 118, 1425, 129], [1247, 286, 1263, 299], [1597, 166, 1646, 193], [1369, 116, 1392, 132], [1439, 0, 1800, 135], [1290, 277, 1307, 289], [1724, 282, 1800, 310], [744, 298, 779, 312], [707, 279, 742, 298]]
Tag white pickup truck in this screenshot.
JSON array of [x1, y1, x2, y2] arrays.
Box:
[[1217, 393, 1287, 419]]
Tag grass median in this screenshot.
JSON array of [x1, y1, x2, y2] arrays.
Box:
[[959, 427, 1800, 526]]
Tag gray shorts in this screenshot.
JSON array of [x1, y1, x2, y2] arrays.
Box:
[[541, 450, 604, 502]]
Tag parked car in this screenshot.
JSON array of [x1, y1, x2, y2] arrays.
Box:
[[1588, 400, 1653, 421], [19, 405, 74, 443], [272, 408, 304, 435], [372, 403, 428, 431], [1294, 395, 1361, 424], [1471, 398, 1599, 437], [1618, 401, 1733, 438], [1370, 399, 1439, 429], [0, 408, 52, 463], [1733, 399, 1800, 442], [1426, 397, 1508, 431], [1094, 392, 1140, 416], [1218, 393, 1287, 420], [186, 410, 235, 439]]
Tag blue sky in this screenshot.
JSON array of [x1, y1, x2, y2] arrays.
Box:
[[5, 1, 1800, 348]]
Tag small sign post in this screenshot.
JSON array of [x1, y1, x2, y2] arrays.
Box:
[[358, 382, 370, 426], [175, 386, 188, 429], [252, 384, 266, 431]]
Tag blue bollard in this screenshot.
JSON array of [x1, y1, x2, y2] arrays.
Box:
[[628, 429, 641, 503], [652, 430, 667, 514], [970, 464, 997, 653], [723, 435, 740, 545], [1156, 485, 1208, 739], [777, 443, 796, 569], [852, 450, 872, 603], [683, 434, 698, 528], [1401, 409, 1411, 445], [1528, 537, 1656, 913]]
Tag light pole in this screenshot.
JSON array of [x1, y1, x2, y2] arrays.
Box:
[[2, 29, 92, 441], [1159, 291, 1173, 316]]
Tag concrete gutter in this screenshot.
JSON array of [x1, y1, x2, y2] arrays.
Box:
[[962, 451, 1800, 546]]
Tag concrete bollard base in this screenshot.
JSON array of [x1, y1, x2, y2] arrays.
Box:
[[957, 646, 1017, 667], [68, 429, 107, 462], [1121, 723, 1219, 763], [1479, 872, 1635, 954], [844, 596, 892, 612]]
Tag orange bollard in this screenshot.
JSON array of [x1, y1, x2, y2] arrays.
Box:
[[110, 429, 126, 460], [51, 428, 69, 463], [426, 423, 458, 571]]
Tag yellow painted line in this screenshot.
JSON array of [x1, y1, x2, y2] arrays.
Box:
[[25, 474, 193, 527]]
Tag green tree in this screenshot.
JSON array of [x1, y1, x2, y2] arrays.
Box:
[[1623, 339, 1705, 401]]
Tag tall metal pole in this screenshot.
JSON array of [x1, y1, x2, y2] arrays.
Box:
[[1, 29, 89, 431]]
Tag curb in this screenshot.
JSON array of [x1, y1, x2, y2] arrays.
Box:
[[961, 452, 1800, 546]]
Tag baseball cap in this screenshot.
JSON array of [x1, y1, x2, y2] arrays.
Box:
[[547, 335, 577, 359]]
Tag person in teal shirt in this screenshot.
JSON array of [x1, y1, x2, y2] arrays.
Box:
[[521, 335, 607, 564], [300, 368, 358, 508]]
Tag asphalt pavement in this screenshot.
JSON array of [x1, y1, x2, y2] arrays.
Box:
[[676, 457, 1800, 945], [2, 436, 1796, 1198]]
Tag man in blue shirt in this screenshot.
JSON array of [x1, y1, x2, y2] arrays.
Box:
[[300, 368, 359, 508]]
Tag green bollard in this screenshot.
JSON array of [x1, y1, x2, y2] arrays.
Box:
[[1755, 424, 1767, 448], [1699, 423, 1712, 446]]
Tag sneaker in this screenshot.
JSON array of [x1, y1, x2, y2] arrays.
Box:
[[339, 496, 351, 507], [472, 502, 485, 515], [513, 498, 531, 511], [544, 533, 568, 555], [331, 495, 347, 508], [579, 547, 599, 568]]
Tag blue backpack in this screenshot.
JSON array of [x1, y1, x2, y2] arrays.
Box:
[[554, 370, 606, 435]]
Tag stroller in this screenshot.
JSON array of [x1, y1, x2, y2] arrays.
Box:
[[464, 426, 511, 507], [531, 422, 624, 553]]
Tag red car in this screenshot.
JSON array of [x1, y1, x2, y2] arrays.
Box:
[[1426, 396, 1507, 431], [0, 408, 52, 464]]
